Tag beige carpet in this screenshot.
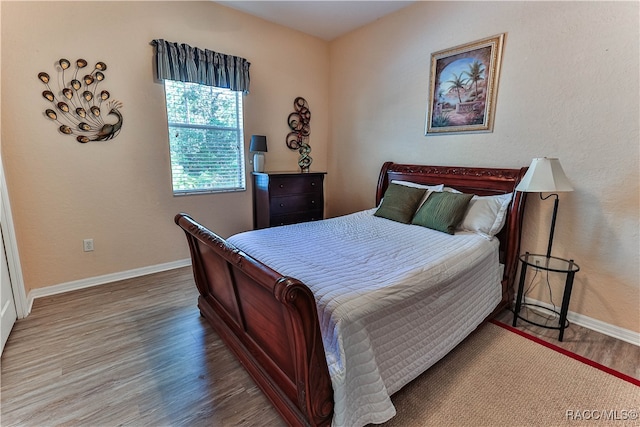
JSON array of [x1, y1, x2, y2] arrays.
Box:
[[380, 322, 639, 426]]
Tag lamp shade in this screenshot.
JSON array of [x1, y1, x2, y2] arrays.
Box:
[[515, 157, 573, 193], [249, 135, 267, 152]]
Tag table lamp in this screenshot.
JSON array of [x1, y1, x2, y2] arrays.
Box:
[[249, 135, 268, 173]]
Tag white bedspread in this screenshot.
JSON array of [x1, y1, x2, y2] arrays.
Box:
[[228, 209, 502, 427]]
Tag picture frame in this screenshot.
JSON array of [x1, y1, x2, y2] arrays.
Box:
[[425, 33, 505, 135]]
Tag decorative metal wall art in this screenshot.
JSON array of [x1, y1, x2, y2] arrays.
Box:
[[286, 97, 312, 172], [38, 58, 124, 143]]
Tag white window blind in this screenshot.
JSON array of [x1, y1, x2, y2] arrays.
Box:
[[164, 80, 245, 195]]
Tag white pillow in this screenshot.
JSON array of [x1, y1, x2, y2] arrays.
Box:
[[459, 193, 513, 240], [391, 180, 444, 192], [443, 186, 462, 193], [390, 180, 444, 209]]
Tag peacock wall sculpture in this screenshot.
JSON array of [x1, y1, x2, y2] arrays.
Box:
[[38, 58, 123, 143]]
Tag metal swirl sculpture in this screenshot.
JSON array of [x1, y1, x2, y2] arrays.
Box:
[[38, 58, 123, 143], [286, 97, 312, 172]]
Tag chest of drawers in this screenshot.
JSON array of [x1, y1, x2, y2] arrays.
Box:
[[252, 171, 326, 229]]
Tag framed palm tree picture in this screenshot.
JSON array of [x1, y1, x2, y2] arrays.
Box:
[[425, 34, 505, 135]]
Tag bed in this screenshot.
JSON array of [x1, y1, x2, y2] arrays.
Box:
[[175, 161, 528, 427]]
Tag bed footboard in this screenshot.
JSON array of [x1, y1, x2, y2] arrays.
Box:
[[175, 213, 333, 427]]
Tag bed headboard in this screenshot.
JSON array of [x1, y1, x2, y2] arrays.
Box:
[[376, 162, 528, 305]]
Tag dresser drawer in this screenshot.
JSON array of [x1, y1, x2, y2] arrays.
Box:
[[269, 175, 324, 197], [253, 171, 326, 229], [270, 194, 322, 215], [271, 210, 324, 227]]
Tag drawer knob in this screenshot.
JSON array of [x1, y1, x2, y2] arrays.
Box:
[[279, 184, 284, 188], [280, 203, 285, 207], [311, 200, 315, 204], [311, 182, 315, 186]]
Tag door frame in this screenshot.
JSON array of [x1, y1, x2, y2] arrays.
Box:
[[1, 154, 28, 318]]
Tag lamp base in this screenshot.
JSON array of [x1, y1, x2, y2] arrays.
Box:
[[253, 153, 265, 173]]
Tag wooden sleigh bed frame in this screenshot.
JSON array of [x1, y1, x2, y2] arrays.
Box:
[[175, 162, 528, 426]]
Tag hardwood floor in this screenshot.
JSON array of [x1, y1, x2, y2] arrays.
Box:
[[2, 267, 637, 426], [494, 306, 640, 380], [1, 268, 285, 427]]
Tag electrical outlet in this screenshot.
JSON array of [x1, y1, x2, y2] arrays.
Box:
[[83, 239, 94, 252]]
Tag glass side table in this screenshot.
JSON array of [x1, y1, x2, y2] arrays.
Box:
[[512, 252, 580, 341]]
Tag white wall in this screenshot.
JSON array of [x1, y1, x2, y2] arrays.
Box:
[[328, 1, 639, 332]]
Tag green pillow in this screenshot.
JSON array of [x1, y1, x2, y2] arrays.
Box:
[[411, 191, 474, 234], [374, 183, 427, 224]]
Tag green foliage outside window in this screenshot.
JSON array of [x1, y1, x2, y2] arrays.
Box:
[[164, 80, 245, 194]]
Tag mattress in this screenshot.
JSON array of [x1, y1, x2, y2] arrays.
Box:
[[228, 208, 502, 427]]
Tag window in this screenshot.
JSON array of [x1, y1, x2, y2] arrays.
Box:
[[164, 80, 245, 195]]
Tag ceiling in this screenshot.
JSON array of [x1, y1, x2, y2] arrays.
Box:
[[217, 1, 416, 41]]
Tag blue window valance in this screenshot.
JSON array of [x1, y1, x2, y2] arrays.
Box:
[[151, 39, 250, 94]]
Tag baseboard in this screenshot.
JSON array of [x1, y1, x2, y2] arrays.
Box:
[[523, 297, 640, 347], [27, 259, 192, 313]]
